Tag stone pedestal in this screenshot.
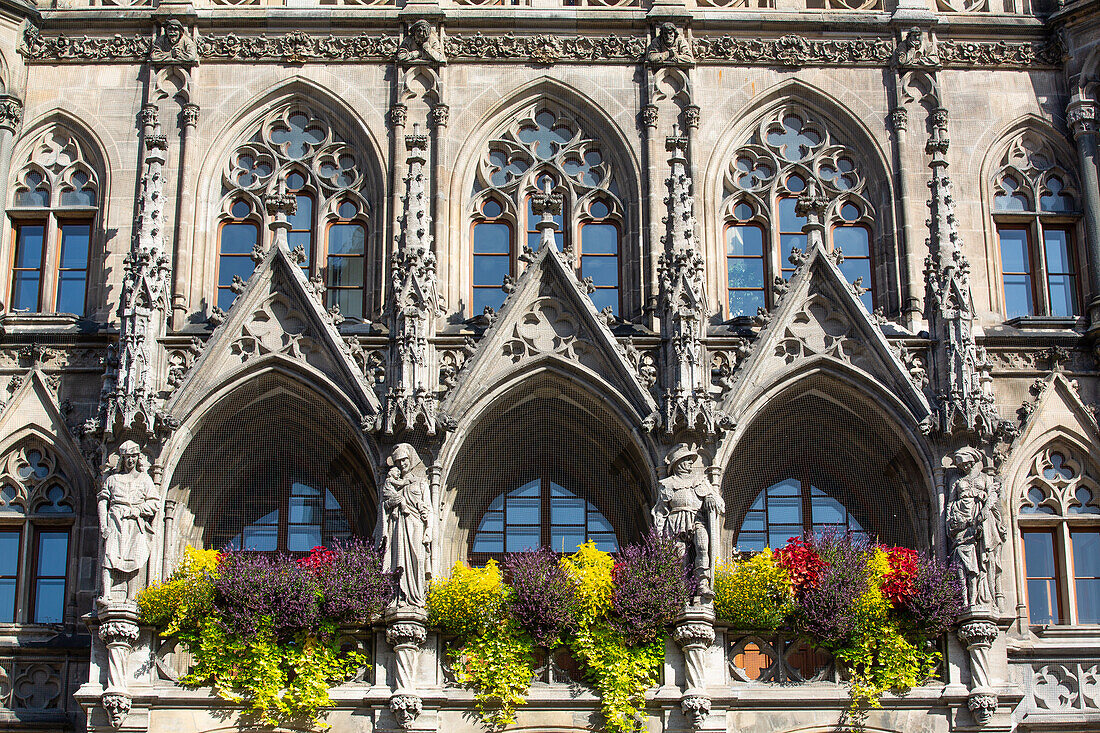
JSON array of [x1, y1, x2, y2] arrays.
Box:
[[385, 607, 428, 730], [673, 604, 717, 730], [957, 610, 1001, 727], [96, 602, 141, 729]]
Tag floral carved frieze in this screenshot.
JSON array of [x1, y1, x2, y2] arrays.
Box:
[[18, 21, 1063, 70]]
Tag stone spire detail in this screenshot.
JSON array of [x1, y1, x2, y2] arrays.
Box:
[[657, 129, 724, 436], [102, 105, 174, 439], [922, 107, 1003, 440], [383, 125, 443, 435]]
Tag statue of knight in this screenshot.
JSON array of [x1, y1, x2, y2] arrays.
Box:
[[653, 444, 724, 601]]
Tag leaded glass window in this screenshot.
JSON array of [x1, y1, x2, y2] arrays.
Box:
[[722, 107, 877, 316], [735, 478, 866, 552], [471, 105, 624, 316], [227, 483, 352, 553], [217, 106, 371, 319]]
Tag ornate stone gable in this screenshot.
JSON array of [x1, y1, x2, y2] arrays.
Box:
[[0, 370, 92, 480], [441, 244, 657, 423], [167, 244, 380, 422], [723, 243, 931, 422], [1005, 373, 1100, 473]]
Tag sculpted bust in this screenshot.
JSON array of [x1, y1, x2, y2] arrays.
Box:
[[377, 443, 434, 608], [98, 441, 160, 602], [946, 446, 1006, 609], [398, 20, 447, 65], [149, 19, 198, 65], [647, 22, 694, 67], [653, 444, 724, 599]]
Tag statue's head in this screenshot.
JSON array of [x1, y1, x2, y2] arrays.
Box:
[[410, 20, 432, 43], [163, 19, 184, 44], [953, 446, 983, 473], [391, 443, 415, 474], [658, 22, 678, 47], [904, 28, 921, 50], [667, 443, 698, 477], [118, 440, 142, 470]]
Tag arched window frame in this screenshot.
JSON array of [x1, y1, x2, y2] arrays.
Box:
[[733, 477, 867, 553], [224, 481, 353, 554], [6, 126, 103, 318], [989, 131, 1083, 322], [215, 105, 372, 320], [1018, 444, 1100, 626], [0, 441, 77, 625], [469, 105, 626, 316], [468, 477, 619, 565], [721, 106, 879, 318]]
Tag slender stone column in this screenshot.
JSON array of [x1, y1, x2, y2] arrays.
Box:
[[1066, 100, 1100, 334], [0, 95, 24, 222], [170, 104, 199, 330]]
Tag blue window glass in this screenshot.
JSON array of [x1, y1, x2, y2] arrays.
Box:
[[736, 479, 864, 552], [472, 214, 511, 314], [33, 531, 67, 624], [228, 486, 350, 553], [777, 197, 806, 280], [998, 226, 1033, 319], [1043, 228, 1078, 318], [10, 224, 45, 312], [726, 224, 765, 317], [0, 530, 19, 622], [1024, 530, 1059, 624], [55, 223, 91, 315], [326, 221, 366, 320], [581, 221, 619, 316], [217, 220, 260, 311], [834, 225, 873, 311]]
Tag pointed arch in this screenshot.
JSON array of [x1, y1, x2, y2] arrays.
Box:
[[718, 368, 937, 552], [161, 367, 379, 566], [975, 116, 1083, 319], [187, 77, 387, 323], [703, 79, 898, 318], [438, 367, 659, 569], [445, 76, 645, 320]]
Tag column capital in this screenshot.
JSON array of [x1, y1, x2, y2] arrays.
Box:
[[0, 94, 23, 134], [1068, 99, 1099, 140]]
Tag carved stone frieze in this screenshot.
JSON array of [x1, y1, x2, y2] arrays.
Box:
[[444, 32, 646, 62], [937, 37, 1062, 69], [693, 34, 892, 66], [19, 23, 152, 61], [198, 32, 399, 62]]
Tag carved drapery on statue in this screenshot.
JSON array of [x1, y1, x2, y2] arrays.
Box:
[[377, 443, 434, 609], [653, 444, 724, 600], [98, 440, 159, 602], [946, 446, 1007, 610]]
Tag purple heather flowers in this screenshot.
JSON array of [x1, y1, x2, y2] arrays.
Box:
[[611, 532, 690, 644], [504, 547, 578, 648]]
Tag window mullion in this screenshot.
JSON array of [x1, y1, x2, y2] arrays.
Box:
[[1033, 218, 1052, 316], [41, 214, 60, 314], [1062, 523, 1077, 624]]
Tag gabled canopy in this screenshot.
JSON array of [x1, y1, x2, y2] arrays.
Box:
[[441, 244, 657, 424], [167, 243, 380, 423], [723, 243, 931, 424]]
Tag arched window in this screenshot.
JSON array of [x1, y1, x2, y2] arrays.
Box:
[[991, 132, 1082, 320], [0, 442, 76, 624], [723, 107, 877, 316], [470, 480, 618, 561], [471, 105, 623, 316], [227, 482, 351, 553], [218, 106, 371, 319], [7, 128, 101, 317], [1019, 445, 1100, 625], [735, 479, 866, 553]]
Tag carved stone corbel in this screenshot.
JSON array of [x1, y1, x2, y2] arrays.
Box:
[[957, 615, 1000, 726], [385, 608, 428, 729], [673, 605, 716, 730], [97, 604, 141, 728]]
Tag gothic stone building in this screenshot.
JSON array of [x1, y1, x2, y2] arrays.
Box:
[[0, 0, 1097, 730]]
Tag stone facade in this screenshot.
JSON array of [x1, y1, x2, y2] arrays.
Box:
[[0, 0, 1097, 730]]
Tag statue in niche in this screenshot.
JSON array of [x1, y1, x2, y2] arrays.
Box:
[[149, 18, 198, 65], [398, 20, 447, 65], [98, 441, 160, 603], [946, 446, 1007, 608], [646, 22, 694, 67], [895, 27, 939, 68], [653, 444, 724, 600], [377, 443, 434, 608]]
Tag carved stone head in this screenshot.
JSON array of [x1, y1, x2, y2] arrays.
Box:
[[667, 443, 700, 477], [410, 20, 432, 44], [952, 446, 983, 474], [658, 22, 678, 48], [117, 440, 142, 472]]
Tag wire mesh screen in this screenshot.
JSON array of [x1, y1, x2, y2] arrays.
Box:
[[448, 375, 652, 560], [721, 375, 930, 552], [170, 372, 376, 553]]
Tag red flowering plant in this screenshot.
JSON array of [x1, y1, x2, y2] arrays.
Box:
[[773, 536, 827, 594], [297, 545, 337, 572], [879, 546, 919, 606]]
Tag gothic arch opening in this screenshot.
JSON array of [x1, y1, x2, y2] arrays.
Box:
[[722, 374, 931, 552], [167, 371, 376, 559], [442, 371, 653, 565]]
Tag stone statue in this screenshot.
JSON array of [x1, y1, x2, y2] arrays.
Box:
[[896, 27, 939, 68], [398, 20, 447, 65], [946, 446, 1007, 608], [98, 441, 160, 602], [377, 443, 434, 608], [149, 19, 198, 65], [646, 22, 694, 67], [653, 444, 724, 600]]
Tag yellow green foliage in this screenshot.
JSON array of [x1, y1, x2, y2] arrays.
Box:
[[137, 545, 218, 635], [185, 618, 363, 729], [428, 560, 509, 638], [560, 540, 614, 622], [714, 550, 793, 631]]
